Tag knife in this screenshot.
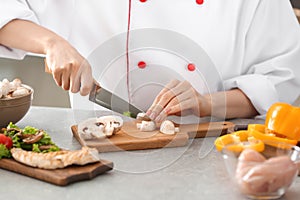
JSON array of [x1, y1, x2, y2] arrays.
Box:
[[44, 60, 143, 118], [89, 83, 144, 118]]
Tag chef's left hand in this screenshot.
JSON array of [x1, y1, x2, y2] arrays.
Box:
[[146, 79, 211, 123]]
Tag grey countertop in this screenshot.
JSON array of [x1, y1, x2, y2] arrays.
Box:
[[0, 106, 299, 200]]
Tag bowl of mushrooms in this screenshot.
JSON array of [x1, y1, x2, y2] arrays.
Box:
[[0, 78, 34, 128]]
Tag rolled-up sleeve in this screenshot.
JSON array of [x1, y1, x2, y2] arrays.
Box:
[[224, 0, 300, 115], [0, 0, 38, 59]]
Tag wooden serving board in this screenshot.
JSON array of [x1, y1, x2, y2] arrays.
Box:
[[0, 158, 113, 186], [71, 121, 234, 152]]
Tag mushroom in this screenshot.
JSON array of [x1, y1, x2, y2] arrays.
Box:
[[98, 115, 123, 134], [78, 115, 123, 140], [22, 131, 44, 144], [159, 120, 180, 135], [136, 120, 156, 132], [0, 80, 9, 97], [11, 87, 29, 97], [9, 78, 22, 92], [0, 78, 28, 99], [39, 145, 60, 151], [136, 112, 151, 121]]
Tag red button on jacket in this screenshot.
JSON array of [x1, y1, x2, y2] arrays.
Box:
[[138, 61, 147, 69], [187, 63, 196, 71], [196, 0, 204, 5]]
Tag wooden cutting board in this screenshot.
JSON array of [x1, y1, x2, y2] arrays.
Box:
[[71, 121, 235, 152], [0, 158, 113, 186]]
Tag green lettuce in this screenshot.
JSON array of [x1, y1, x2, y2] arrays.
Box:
[[0, 144, 11, 159]]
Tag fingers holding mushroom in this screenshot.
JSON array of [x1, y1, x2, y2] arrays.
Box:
[[146, 79, 206, 123]]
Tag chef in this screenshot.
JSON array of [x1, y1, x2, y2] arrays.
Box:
[[0, 0, 299, 122]]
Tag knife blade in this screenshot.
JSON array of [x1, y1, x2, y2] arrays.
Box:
[[89, 83, 144, 118]]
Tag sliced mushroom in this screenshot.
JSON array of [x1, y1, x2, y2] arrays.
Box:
[[159, 120, 180, 135], [22, 131, 44, 144], [78, 115, 123, 140], [98, 115, 123, 134], [136, 112, 151, 121], [136, 120, 156, 132], [78, 118, 106, 139], [39, 145, 59, 151]]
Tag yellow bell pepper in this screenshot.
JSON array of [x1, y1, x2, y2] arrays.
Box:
[[265, 102, 300, 140], [214, 130, 265, 153], [248, 124, 297, 148]]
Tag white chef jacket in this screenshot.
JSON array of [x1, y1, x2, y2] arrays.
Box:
[[1, 0, 300, 116]]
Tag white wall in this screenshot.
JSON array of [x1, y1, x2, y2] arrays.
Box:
[[0, 55, 70, 108]]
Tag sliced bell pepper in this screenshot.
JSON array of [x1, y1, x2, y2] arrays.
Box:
[[265, 102, 300, 140], [248, 124, 297, 148], [214, 130, 265, 153]]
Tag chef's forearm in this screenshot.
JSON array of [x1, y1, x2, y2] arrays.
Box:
[[206, 89, 258, 119], [0, 19, 63, 55]]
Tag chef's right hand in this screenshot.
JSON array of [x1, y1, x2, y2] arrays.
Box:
[[44, 38, 94, 96]]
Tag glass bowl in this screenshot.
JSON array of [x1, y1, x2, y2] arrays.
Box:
[[222, 141, 300, 199]]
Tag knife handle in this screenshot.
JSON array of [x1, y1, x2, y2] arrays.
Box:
[[44, 58, 100, 87], [233, 124, 248, 131]]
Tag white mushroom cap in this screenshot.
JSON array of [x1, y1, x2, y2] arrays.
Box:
[[159, 120, 179, 135], [0, 81, 9, 97], [136, 112, 151, 121], [11, 87, 29, 97], [136, 120, 156, 132], [2, 78, 9, 84], [9, 78, 22, 92], [12, 78, 22, 87]]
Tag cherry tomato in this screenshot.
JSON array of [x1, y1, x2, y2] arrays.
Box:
[[0, 134, 13, 149]]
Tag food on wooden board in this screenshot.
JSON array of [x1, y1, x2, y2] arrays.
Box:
[[159, 120, 180, 135], [136, 112, 180, 134], [11, 146, 99, 169], [78, 115, 123, 139], [0, 122, 60, 156], [0, 123, 100, 169], [136, 120, 156, 132], [0, 78, 30, 99]]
